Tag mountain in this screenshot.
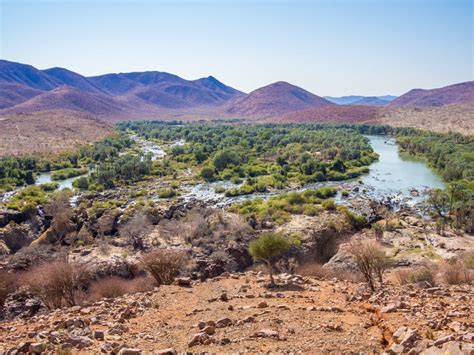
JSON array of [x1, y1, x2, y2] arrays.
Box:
[[225, 81, 333, 117], [0, 83, 44, 109], [0, 60, 60, 91], [351, 97, 390, 106], [390, 81, 474, 107], [324, 95, 365, 105], [43, 67, 105, 94], [324, 95, 396, 105], [0, 60, 244, 118], [0, 86, 130, 116]]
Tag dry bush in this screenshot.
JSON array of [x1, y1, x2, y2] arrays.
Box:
[[141, 249, 188, 285], [348, 239, 391, 291], [22, 261, 90, 309], [0, 270, 18, 306], [395, 269, 412, 285], [410, 268, 436, 286], [298, 262, 332, 279], [462, 252, 474, 269], [44, 191, 74, 239], [441, 260, 472, 285], [298, 262, 362, 282], [88, 276, 154, 301], [120, 213, 152, 250]]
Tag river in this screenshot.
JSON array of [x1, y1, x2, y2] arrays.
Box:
[[359, 135, 444, 202], [1, 135, 445, 207], [183, 135, 445, 207]]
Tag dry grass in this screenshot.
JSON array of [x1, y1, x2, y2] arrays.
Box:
[[441, 260, 472, 285], [0, 109, 112, 157], [394, 264, 436, 286], [141, 249, 189, 285], [88, 276, 155, 301], [0, 270, 18, 306], [22, 261, 90, 309], [298, 262, 362, 282]]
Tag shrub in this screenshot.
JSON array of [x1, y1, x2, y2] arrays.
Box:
[[408, 267, 436, 286], [348, 239, 391, 291], [298, 262, 361, 282], [395, 269, 412, 285], [141, 249, 188, 285], [51, 168, 88, 181], [463, 252, 474, 269], [88, 276, 154, 301], [120, 213, 152, 250], [200, 165, 216, 181], [214, 185, 226, 194], [372, 222, 384, 240], [342, 209, 367, 230], [0, 270, 18, 306], [23, 261, 90, 309], [322, 198, 336, 211], [441, 260, 471, 285], [157, 188, 178, 198], [73, 176, 89, 190], [249, 232, 295, 285], [298, 262, 331, 279]]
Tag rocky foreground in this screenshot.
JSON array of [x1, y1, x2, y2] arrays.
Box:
[[0, 272, 472, 354]]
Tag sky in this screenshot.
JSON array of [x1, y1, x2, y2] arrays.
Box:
[[0, 0, 472, 96]]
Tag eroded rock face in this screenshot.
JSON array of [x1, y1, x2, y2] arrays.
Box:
[[0, 209, 30, 228], [0, 291, 42, 320], [0, 221, 36, 252]]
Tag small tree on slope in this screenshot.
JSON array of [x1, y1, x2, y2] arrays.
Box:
[[249, 232, 293, 286]]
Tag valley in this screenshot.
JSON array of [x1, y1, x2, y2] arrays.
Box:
[[0, 121, 472, 353]]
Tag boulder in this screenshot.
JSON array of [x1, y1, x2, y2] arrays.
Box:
[[28, 342, 46, 353], [188, 332, 209, 347], [0, 221, 35, 252]]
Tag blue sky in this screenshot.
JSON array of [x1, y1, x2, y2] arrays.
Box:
[[0, 0, 472, 96]]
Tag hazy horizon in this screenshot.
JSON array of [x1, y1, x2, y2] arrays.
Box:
[[1, 0, 472, 96]]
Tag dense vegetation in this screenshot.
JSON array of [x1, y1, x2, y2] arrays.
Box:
[[118, 122, 379, 195], [396, 132, 474, 232], [0, 133, 133, 192]]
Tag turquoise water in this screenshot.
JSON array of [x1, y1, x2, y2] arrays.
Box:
[[360, 135, 445, 199]]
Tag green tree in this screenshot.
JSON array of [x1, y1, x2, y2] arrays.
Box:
[[200, 165, 216, 181], [249, 233, 293, 285]]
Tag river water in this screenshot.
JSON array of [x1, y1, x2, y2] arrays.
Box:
[[359, 136, 444, 202], [1, 135, 445, 207], [183, 135, 445, 207]]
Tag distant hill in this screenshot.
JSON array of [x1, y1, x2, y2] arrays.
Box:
[[1, 60, 472, 133], [0, 86, 130, 116], [0, 60, 244, 119], [352, 97, 390, 106], [390, 81, 474, 107], [275, 105, 380, 124], [0, 83, 44, 109], [324, 95, 396, 106], [0, 60, 60, 90], [0, 110, 112, 157], [225, 81, 333, 117]]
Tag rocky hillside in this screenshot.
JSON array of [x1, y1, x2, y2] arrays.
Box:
[[389, 81, 474, 107], [0, 271, 472, 353], [275, 104, 380, 124], [224, 81, 333, 117], [0, 110, 113, 157]]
